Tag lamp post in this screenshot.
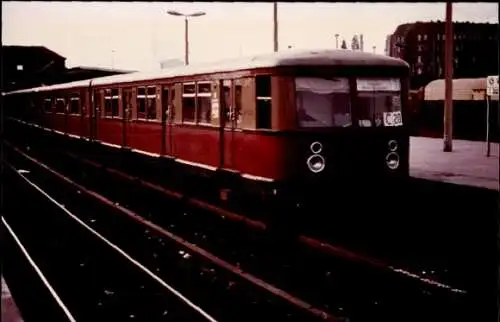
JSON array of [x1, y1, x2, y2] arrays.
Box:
[[167, 10, 206, 65], [273, 2, 278, 52]]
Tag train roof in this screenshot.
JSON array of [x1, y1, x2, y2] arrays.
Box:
[[4, 49, 408, 96]]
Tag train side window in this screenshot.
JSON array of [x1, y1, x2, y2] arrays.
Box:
[[44, 98, 52, 113], [162, 86, 169, 121], [255, 75, 272, 129], [197, 81, 212, 124], [222, 80, 232, 126], [69, 94, 80, 115], [146, 86, 157, 120], [122, 88, 133, 120], [170, 88, 176, 121], [104, 89, 112, 117], [182, 83, 196, 123], [111, 89, 119, 117], [234, 82, 242, 127], [55, 98, 65, 114], [105, 89, 119, 117], [137, 87, 146, 119]]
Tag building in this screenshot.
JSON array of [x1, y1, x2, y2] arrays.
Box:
[[416, 77, 499, 142], [384, 35, 392, 56], [2, 46, 135, 92], [386, 21, 499, 90], [2, 45, 67, 92]]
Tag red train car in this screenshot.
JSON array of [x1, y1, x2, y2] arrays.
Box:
[[5, 49, 410, 213]]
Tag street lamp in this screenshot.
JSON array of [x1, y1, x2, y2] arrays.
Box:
[[273, 2, 278, 52], [167, 10, 206, 65]]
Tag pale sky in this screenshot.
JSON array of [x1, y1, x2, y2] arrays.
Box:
[[2, 2, 498, 71]]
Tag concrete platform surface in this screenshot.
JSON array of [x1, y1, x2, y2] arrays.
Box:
[[410, 136, 499, 191], [2, 277, 24, 322]]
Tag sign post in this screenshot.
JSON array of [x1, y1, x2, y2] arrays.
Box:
[[486, 76, 498, 157]]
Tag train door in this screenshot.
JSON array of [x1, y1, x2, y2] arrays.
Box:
[[122, 88, 133, 147], [91, 89, 103, 141], [221, 79, 236, 169], [161, 86, 171, 156]]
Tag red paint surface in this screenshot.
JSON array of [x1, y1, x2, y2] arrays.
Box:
[[33, 113, 286, 180], [171, 125, 220, 168], [67, 115, 83, 137], [231, 131, 287, 180], [126, 121, 162, 155], [81, 116, 92, 138], [99, 118, 124, 146], [52, 114, 66, 133]]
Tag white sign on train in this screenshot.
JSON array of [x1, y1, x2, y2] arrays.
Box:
[[357, 78, 401, 92], [487, 75, 498, 96], [383, 111, 403, 127]]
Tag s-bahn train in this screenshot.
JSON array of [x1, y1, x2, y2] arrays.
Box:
[[4, 49, 410, 214]]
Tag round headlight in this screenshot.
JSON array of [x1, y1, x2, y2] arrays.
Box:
[[385, 152, 400, 170], [307, 154, 326, 173], [388, 140, 398, 152], [310, 141, 323, 154]]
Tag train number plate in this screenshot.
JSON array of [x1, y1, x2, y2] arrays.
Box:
[[383, 111, 403, 127]]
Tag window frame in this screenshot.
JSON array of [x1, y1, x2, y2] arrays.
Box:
[[255, 75, 273, 130], [55, 97, 66, 115], [104, 88, 120, 118], [69, 93, 81, 115], [294, 77, 352, 129], [196, 81, 213, 125]]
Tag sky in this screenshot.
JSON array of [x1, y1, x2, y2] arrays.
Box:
[[2, 2, 498, 71]]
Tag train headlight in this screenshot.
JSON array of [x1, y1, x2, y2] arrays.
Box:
[[310, 141, 323, 154], [388, 140, 398, 152], [307, 154, 326, 173], [385, 152, 400, 170]]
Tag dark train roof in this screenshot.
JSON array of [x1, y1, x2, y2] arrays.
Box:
[[5, 49, 408, 95]]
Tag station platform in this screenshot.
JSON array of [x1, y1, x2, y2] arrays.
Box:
[[410, 136, 499, 191], [2, 276, 24, 322]]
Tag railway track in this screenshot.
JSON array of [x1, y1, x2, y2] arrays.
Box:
[[3, 123, 471, 290], [2, 164, 219, 322], [3, 137, 471, 322], [3, 146, 338, 322]]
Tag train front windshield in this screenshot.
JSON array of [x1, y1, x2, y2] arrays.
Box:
[[295, 77, 403, 128]]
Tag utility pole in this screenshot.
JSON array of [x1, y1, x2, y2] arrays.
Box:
[[184, 17, 189, 65], [443, 2, 454, 152], [335, 34, 339, 49], [273, 2, 278, 52], [167, 10, 206, 66]]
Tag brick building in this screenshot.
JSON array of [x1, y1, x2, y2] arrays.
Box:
[[385, 21, 499, 90]]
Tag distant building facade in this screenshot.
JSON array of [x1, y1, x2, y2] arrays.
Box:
[[2, 46, 67, 92], [2, 46, 135, 92], [386, 21, 499, 90]]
